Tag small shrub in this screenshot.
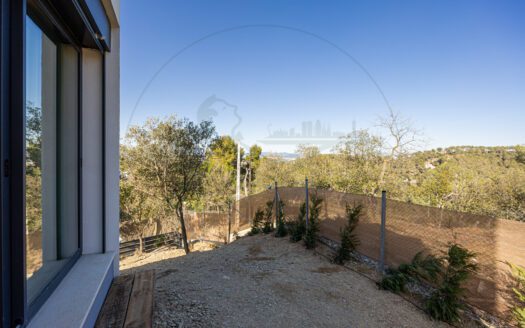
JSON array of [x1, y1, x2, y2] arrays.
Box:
[[289, 203, 306, 242], [506, 262, 525, 327], [304, 195, 322, 249], [426, 289, 464, 323], [378, 252, 441, 293], [249, 209, 264, 235], [262, 201, 274, 234], [425, 244, 477, 323], [333, 204, 362, 264], [409, 251, 443, 282], [378, 268, 412, 293], [155, 234, 167, 249], [274, 200, 287, 237]]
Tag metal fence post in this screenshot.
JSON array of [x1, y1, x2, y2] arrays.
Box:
[[379, 190, 387, 273], [227, 203, 232, 244], [274, 181, 278, 228], [305, 177, 309, 229]]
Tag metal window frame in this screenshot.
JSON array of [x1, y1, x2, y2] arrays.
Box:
[[3, 1, 28, 326], [24, 6, 84, 322], [102, 51, 106, 253], [0, 0, 108, 324]]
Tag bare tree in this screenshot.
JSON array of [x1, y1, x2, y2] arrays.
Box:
[[377, 109, 423, 193]]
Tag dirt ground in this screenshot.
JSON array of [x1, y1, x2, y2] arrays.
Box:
[[121, 234, 447, 328]]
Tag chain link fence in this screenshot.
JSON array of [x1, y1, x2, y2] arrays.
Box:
[[232, 186, 524, 317]]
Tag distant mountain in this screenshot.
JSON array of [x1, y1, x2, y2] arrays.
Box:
[[261, 152, 299, 161]]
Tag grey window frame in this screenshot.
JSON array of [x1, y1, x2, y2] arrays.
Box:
[[1, 0, 107, 326]]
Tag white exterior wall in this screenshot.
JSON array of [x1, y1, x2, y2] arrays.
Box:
[[105, 26, 120, 275], [82, 48, 104, 255]]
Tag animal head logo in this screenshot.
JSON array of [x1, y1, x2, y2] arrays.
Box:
[[197, 95, 244, 145]]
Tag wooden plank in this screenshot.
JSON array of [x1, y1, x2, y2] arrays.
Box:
[[95, 274, 135, 328], [124, 270, 155, 328]]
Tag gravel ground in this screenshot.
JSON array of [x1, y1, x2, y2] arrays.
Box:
[[121, 234, 447, 328]]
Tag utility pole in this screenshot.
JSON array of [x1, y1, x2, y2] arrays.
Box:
[[274, 181, 278, 228], [235, 143, 241, 229], [379, 190, 387, 272], [236, 143, 241, 201], [305, 177, 309, 229]]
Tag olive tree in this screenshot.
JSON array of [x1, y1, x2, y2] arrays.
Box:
[[124, 117, 216, 254]]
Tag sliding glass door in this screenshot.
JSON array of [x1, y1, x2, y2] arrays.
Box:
[[1, 0, 110, 325], [25, 14, 80, 312]]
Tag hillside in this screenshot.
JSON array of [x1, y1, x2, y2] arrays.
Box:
[[254, 145, 525, 221]]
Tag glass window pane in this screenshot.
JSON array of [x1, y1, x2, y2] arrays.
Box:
[[25, 16, 79, 305]]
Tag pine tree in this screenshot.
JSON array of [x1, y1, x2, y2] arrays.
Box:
[[334, 204, 362, 264], [275, 200, 287, 237], [304, 195, 322, 249], [249, 209, 264, 235], [507, 262, 525, 328], [262, 201, 274, 234], [289, 202, 306, 242], [425, 244, 477, 323]]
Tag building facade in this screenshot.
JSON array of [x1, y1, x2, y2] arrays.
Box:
[[1, 0, 120, 326]]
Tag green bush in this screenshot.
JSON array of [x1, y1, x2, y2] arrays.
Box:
[[333, 204, 362, 264], [506, 262, 525, 327], [304, 195, 322, 249], [249, 208, 264, 235], [409, 251, 443, 282], [378, 252, 442, 293], [155, 234, 168, 249], [274, 200, 287, 237], [425, 289, 464, 323], [378, 268, 412, 293], [288, 202, 306, 242], [262, 201, 274, 234], [425, 244, 477, 323], [379, 244, 475, 323]]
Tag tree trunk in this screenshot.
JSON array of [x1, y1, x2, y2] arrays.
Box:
[[138, 235, 144, 254], [177, 202, 190, 254], [248, 168, 252, 194], [243, 172, 248, 197], [155, 218, 162, 236], [227, 202, 232, 244]]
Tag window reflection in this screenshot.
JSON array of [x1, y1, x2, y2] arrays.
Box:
[[25, 16, 79, 305]]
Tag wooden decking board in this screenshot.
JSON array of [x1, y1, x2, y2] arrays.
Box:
[[95, 271, 155, 328], [123, 270, 155, 328], [95, 274, 135, 328]]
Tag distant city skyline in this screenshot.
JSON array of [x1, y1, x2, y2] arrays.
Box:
[[257, 119, 349, 152], [267, 120, 345, 139]]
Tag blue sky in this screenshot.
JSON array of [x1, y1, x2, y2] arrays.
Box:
[[121, 0, 524, 152], [26, 17, 43, 108]]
